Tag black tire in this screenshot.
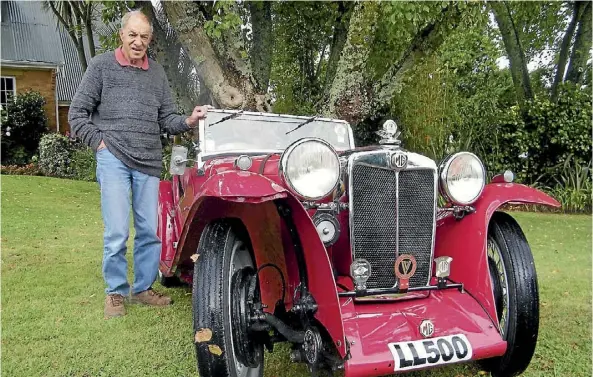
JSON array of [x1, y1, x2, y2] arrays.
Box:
[[192, 220, 264, 377], [482, 212, 539, 377]]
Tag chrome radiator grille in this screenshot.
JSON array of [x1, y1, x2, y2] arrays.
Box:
[[350, 162, 436, 289]]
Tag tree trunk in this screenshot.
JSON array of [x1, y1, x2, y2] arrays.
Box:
[[141, 2, 197, 113], [248, 1, 273, 91], [161, 1, 270, 112], [566, 1, 592, 84], [323, 1, 379, 124], [84, 6, 96, 58], [490, 1, 533, 109], [551, 1, 582, 101], [324, 2, 460, 125], [320, 1, 354, 101]]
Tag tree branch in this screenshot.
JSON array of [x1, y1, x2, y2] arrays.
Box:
[[374, 4, 460, 108], [490, 1, 533, 109], [551, 1, 582, 102], [566, 1, 592, 84], [47, 1, 87, 71], [248, 1, 273, 91]]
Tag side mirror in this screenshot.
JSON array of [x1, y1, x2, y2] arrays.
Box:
[[169, 145, 190, 175]]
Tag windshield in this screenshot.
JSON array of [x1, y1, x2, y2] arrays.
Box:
[[201, 111, 353, 155]]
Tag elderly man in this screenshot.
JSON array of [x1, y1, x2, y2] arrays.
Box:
[[69, 10, 207, 318]]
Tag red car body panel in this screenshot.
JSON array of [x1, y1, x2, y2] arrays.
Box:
[[340, 289, 507, 377], [434, 183, 560, 326]]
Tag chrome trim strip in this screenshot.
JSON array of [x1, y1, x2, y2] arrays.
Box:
[[348, 148, 438, 287], [394, 170, 400, 288]]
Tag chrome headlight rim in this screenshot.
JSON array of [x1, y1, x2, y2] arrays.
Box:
[[280, 137, 340, 200], [439, 151, 486, 206]]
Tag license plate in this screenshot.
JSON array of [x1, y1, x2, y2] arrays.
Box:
[[388, 334, 473, 371]]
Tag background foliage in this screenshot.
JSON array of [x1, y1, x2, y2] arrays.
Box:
[[29, 0, 593, 212], [1, 91, 48, 165]]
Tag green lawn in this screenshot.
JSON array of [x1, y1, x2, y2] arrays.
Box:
[[2, 175, 591, 377]]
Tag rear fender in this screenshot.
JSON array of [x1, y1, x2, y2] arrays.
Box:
[[173, 171, 347, 358], [434, 183, 560, 326]]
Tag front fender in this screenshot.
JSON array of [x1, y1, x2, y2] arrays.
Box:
[[434, 183, 560, 327], [173, 171, 289, 273], [173, 171, 347, 358]]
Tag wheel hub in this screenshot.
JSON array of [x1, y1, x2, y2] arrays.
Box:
[[231, 266, 261, 368]]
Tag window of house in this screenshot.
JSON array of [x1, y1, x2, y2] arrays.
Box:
[[1, 77, 16, 109]]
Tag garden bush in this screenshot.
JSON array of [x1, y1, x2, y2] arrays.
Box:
[[38, 133, 73, 177], [1, 91, 49, 164], [491, 85, 592, 185], [0, 163, 42, 176], [70, 147, 97, 182], [38, 133, 97, 181]]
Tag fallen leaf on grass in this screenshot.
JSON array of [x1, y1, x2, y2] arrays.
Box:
[[208, 344, 223, 356], [195, 328, 213, 343]]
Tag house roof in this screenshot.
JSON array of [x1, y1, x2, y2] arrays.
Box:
[[1, 1, 109, 103], [56, 26, 87, 103], [0, 1, 65, 66]]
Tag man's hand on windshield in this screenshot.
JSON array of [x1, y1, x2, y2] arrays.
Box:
[[186, 105, 212, 128]]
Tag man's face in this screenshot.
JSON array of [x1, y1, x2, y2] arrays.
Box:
[[119, 15, 152, 61]]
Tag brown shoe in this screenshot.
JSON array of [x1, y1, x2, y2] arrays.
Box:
[[104, 294, 126, 319], [130, 288, 172, 306]]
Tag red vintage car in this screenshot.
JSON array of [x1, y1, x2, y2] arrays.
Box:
[[157, 109, 560, 377]]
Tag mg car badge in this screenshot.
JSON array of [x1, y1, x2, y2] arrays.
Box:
[[394, 254, 417, 291], [434, 256, 453, 288], [419, 319, 434, 338], [391, 152, 408, 170], [434, 256, 453, 278]]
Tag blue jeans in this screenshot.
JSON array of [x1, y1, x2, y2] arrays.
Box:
[[96, 148, 160, 296]]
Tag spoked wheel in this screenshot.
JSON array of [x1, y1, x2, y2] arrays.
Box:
[[192, 220, 264, 377], [482, 212, 539, 377]]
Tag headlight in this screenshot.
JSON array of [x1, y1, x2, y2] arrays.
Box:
[[439, 152, 485, 205], [280, 138, 340, 200]]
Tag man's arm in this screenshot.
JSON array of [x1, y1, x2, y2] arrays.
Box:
[[158, 74, 191, 135], [68, 58, 103, 151]]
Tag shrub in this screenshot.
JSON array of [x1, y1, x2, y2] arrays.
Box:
[[38, 133, 73, 177], [546, 156, 592, 213], [0, 163, 42, 176], [70, 147, 97, 182], [472, 85, 592, 185], [1, 91, 49, 164]]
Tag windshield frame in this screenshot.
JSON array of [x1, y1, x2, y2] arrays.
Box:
[[197, 109, 355, 161]]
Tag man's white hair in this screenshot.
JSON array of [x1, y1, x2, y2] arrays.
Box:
[[121, 10, 153, 34]]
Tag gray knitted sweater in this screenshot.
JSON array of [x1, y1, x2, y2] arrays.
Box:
[[68, 51, 189, 177]]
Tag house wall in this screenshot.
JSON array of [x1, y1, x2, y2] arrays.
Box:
[[0, 66, 58, 131], [58, 105, 70, 135]]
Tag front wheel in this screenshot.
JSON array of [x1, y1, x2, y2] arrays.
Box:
[[192, 220, 264, 377], [483, 212, 539, 377]]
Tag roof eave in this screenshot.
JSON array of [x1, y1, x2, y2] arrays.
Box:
[[1, 60, 62, 69]]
